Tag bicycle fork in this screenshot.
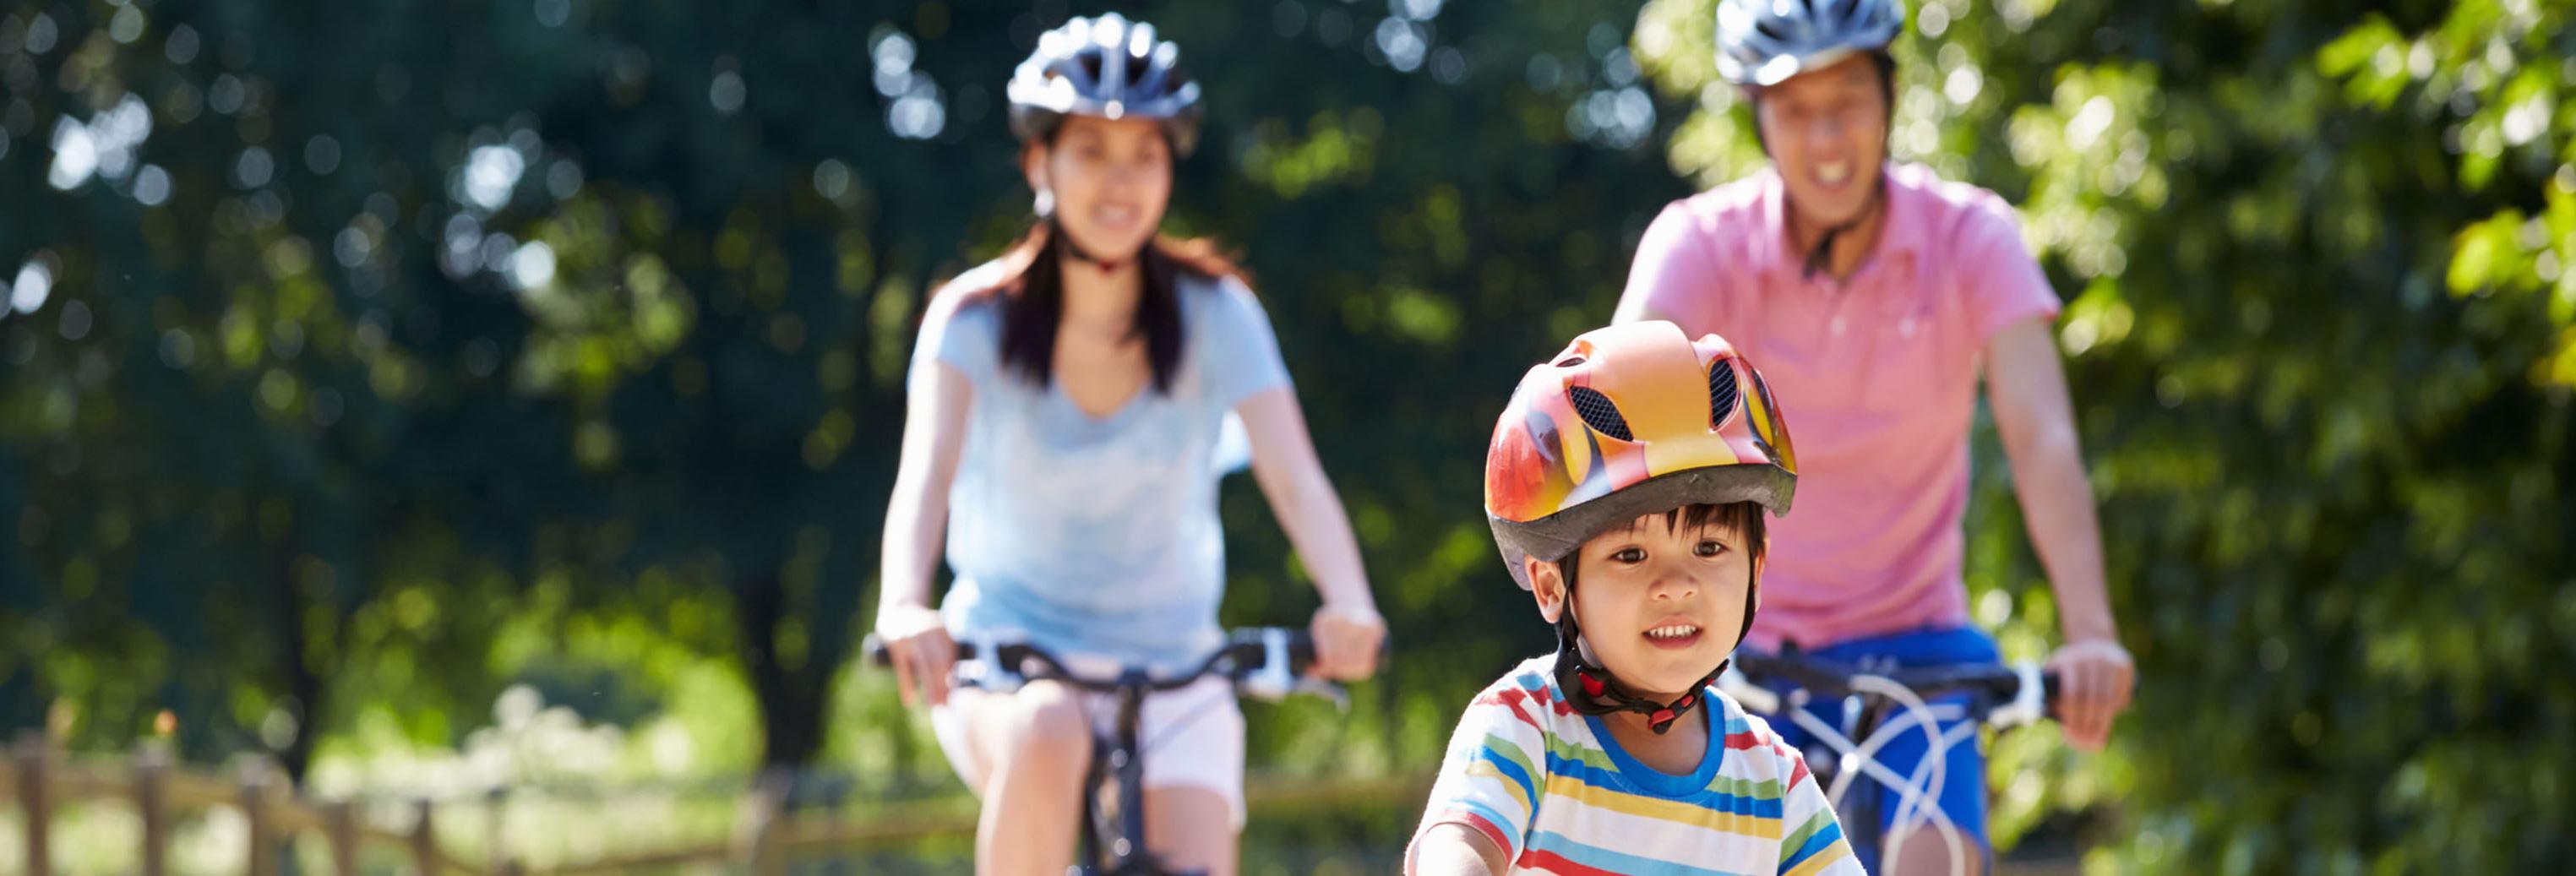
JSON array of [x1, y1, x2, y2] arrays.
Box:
[[1076, 673, 1181, 876]]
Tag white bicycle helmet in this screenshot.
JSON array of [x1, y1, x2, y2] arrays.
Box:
[[1715, 0, 1906, 87], [1006, 13, 1204, 156]]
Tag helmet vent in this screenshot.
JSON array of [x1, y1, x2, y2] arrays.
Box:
[[1567, 387, 1635, 443], [1707, 359, 1740, 430], [1554, 356, 1587, 368]]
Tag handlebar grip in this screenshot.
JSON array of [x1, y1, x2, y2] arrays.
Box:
[[1235, 628, 1386, 676], [1286, 634, 1397, 677], [862, 633, 977, 667]]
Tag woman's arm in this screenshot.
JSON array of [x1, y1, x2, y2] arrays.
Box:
[[1236, 385, 1386, 679], [874, 356, 974, 708]]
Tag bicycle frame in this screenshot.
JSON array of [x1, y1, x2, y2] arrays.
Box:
[[1077, 666, 1181, 876], [868, 628, 1336, 876]]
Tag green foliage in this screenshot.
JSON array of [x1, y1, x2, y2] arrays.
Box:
[[0, 0, 1686, 797], [1, 0, 2568, 868]]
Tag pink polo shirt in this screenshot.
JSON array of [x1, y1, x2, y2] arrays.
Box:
[[1620, 163, 2061, 650]]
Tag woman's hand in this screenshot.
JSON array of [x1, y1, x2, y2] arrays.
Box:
[[875, 602, 958, 709], [1308, 601, 1387, 682]]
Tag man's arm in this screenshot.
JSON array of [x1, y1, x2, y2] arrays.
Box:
[[1985, 317, 2133, 751]]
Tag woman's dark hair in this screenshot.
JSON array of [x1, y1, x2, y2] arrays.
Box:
[[950, 224, 1247, 394]]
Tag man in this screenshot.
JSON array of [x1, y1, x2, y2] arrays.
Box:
[[1614, 2, 2135, 873]]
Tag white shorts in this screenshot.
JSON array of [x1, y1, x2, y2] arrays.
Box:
[[930, 656, 1247, 829]]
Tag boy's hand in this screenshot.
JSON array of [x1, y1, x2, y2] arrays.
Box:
[[2046, 637, 2134, 751], [1309, 601, 1386, 681]]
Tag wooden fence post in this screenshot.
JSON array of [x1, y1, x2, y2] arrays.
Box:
[[327, 799, 360, 876], [739, 769, 793, 876], [240, 757, 273, 876], [411, 797, 439, 876], [14, 733, 49, 876], [136, 743, 171, 876]]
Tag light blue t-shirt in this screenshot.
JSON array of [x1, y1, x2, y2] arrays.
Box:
[[910, 264, 1291, 672]]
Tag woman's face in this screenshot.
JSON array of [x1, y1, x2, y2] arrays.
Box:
[[1025, 115, 1174, 259]]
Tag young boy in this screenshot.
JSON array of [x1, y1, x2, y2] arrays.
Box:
[[1408, 322, 1861, 875]]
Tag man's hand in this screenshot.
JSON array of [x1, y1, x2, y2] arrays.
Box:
[[2046, 638, 2134, 751]]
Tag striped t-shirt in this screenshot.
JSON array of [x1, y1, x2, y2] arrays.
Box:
[[1411, 656, 1861, 875]]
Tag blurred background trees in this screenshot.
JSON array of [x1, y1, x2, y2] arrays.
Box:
[[2, 0, 2568, 870]]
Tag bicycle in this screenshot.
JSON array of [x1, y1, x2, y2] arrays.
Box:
[[864, 627, 1353, 876], [1718, 648, 2061, 876]]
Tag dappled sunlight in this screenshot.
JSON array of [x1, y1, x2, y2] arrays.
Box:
[[0, 0, 2568, 871]]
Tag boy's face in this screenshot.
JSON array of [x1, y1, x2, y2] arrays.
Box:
[[1528, 512, 1758, 701]]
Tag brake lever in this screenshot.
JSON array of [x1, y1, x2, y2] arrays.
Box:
[[1985, 661, 2047, 729], [1295, 676, 1352, 713], [1717, 664, 1781, 715], [1236, 628, 1299, 702]]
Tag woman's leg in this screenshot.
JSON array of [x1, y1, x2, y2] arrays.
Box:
[[1144, 786, 1239, 876], [1126, 675, 1246, 875], [945, 680, 1094, 876]]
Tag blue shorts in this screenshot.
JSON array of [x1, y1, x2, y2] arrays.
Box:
[[1747, 625, 1999, 871]]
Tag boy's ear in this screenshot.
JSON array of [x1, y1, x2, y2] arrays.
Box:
[[1751, 554, 1765, 612], [1527, 557, 1566, 623]]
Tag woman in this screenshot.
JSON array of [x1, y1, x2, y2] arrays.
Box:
[[871, 14, 1386, 876]]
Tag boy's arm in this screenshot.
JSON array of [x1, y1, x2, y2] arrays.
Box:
[[1407, 823, 1508, 876], [1410, 678, 1550, 875], [1775, 744, 1865, 876]]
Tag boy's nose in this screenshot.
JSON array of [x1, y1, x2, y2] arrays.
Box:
[[1651, 568, 1699, 601]]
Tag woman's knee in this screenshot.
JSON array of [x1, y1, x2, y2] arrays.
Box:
[[994, 682, 1092, 775], [1144, 786, 1238, 876]]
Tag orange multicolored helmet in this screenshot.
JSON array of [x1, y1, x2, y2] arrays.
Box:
[[1485, 321, 1797, 590]]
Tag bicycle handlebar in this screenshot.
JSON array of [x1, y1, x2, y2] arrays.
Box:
[[1733, 652, 2057, 705], [1724, 650, 2062, 727], [862, 627, 1338, 699]]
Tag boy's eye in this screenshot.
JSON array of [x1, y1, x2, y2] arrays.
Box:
[[1696, 540, 1726, 558], [1612, 547, 1647, 563]]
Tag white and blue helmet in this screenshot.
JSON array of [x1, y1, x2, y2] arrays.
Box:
[[1006, 14, 1205, 156], [1714, 0, 1906, 87]]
